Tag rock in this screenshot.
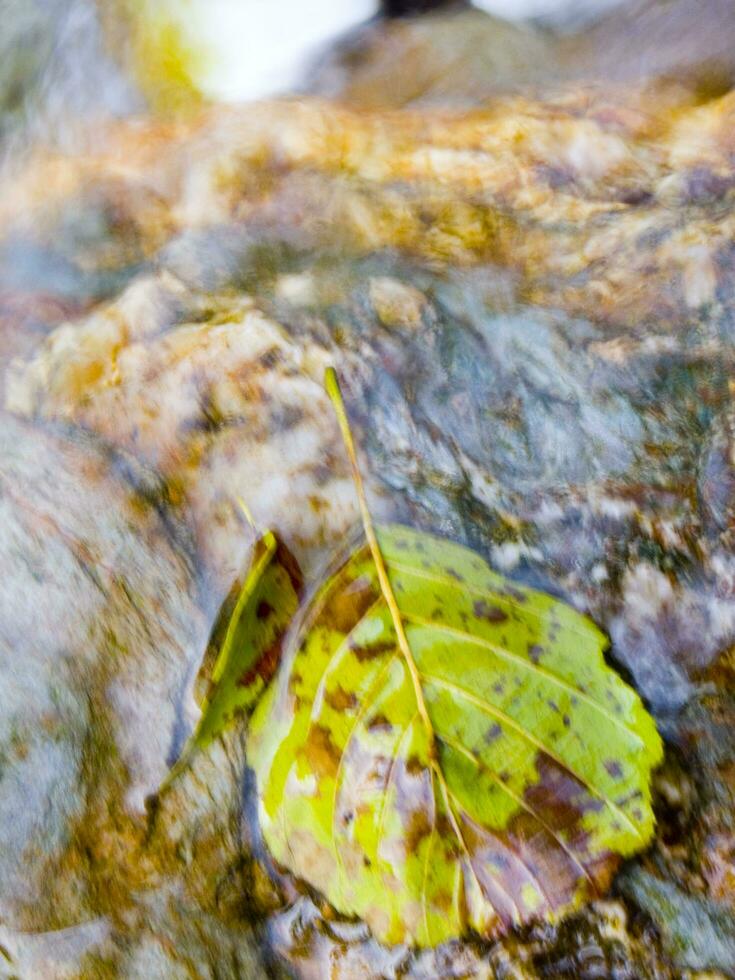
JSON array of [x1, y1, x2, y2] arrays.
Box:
[[671, 652, 735, 913], [10, 245, 735, 710], [607, 649, 735, 977], [308, 1, 735, 109], [307, 6, 556, 108], [4, 270, 370, 590], [567, 0, 735, 91], [618, 868, 735, 974], [269, 896, 677, 978], [0, 414, 276, 974], [3, 13, 735, 974], [0, 919, 112, 979], [0, 0, 139, 152]]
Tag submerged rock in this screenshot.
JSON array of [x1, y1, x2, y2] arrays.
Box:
[[2, 4, 735, 975], [268, 894, 680, 978], [308, 0, 735, 109], [0, 0, 141, 166], [0, 415, 281, 975], [307, 5, 556, 108], [4, 270, 369, 590], [618, 869, 735, 973], [9, 246, 735, 713]]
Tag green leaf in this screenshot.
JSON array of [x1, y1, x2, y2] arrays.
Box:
[[247, 367, 662, 948], [248, 525, 663, 946], [161, 528, 302, 790]]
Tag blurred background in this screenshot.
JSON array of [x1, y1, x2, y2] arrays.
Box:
[[0, 0, 645, 158], [5, 0, 735, 164], [121, 0, 625, 103]]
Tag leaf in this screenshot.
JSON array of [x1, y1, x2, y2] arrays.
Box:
[[161, 527, 302, 790], [247, 369, 663, 947]]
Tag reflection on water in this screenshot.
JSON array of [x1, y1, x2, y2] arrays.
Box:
[[1, 1, 735, 977]]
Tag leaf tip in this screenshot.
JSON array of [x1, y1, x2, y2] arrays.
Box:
[[324, 365, 341, 405], [236, 495, 256, 530]]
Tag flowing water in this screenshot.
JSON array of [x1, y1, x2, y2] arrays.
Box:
[[1, 2, 735, 978]]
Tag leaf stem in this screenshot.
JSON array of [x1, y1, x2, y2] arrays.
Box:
[[236, 495, 256, 530], [326, 367, 480, 925], [324, 367, 436, 756]]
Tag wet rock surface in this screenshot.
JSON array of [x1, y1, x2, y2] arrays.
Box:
[[0, 415, 286, 977], [308, 0, 735, 109], [307, 6, 556, 109], [2, 2, 735, 977], [267, 894, 682, 979]]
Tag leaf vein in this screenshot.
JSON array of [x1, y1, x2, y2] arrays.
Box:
[[404, 613, 642, 745], [436, 731, 597, 892], [422, 672, 645, 843], [421, 766, 438, 946], [307, 596, 385, 725], [331, 652, 399, 881], [386, 557, 601, 644], [437, 762, 522, 926], [374, 711, 417, 868]]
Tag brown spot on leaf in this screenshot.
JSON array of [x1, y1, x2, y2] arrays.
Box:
[[405, 809, 432, 851], [524, 753, 593, 833], [484, 724, 503, 744], [238, 638, 282, 689], [437, 813, 453, 839], [325, 686, 358, 711], [275, 538, 304, 595], [256, 600, 274, 620], [528, 643, 544, 663], [604, 759, 623, 779], [474, 600, 508, 623], [368, 713, 393, 732], [317, 572, 379, 633], [406, 754, 424, 776], [303, 724, 340, 779], [350, 638, 395, 662], [433, 887, 453, 912]]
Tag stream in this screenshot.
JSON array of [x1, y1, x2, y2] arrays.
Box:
[[1, 2, 735, 977]]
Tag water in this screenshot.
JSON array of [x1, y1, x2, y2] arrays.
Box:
[[1, 2, 735, 977]]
